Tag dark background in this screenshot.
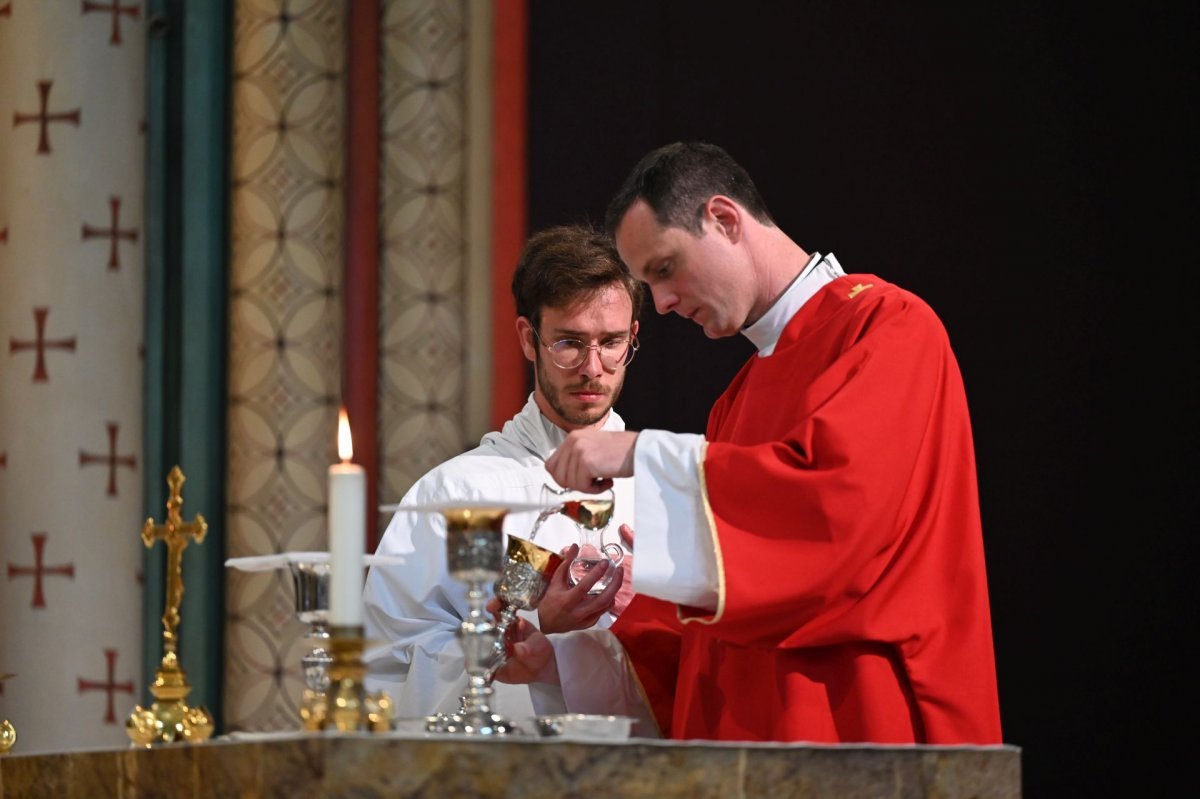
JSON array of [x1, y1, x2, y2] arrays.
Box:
[[527, 3, 1196, 797]]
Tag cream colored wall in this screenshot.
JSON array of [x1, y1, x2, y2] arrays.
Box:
[[0, 2, 146, 753]]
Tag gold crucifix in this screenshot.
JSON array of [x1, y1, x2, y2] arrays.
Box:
[[127, 466, 214, 746], [142, 465, 207, 656]]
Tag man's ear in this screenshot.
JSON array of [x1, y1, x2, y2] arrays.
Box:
[[705, 195, 742, 243], [516, 316, 537, 362], [631, 319, 640, 337]]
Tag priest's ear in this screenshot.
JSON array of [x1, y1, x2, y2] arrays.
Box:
[[704, 195, 743, 243], [515, 316, 538, 363]]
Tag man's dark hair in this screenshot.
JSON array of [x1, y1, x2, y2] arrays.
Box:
[[604, 141, 776, 236], [512, 224, 644, 331]]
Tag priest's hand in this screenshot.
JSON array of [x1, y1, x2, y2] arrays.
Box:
[[490, 618, 559, 685], [545, 429, 638, 491], [537, 543, 625, 633]]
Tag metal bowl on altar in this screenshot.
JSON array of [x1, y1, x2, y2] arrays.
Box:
[[533, 713, 633, 740]]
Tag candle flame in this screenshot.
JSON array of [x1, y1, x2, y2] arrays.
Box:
[[338, 407, 354, 462]]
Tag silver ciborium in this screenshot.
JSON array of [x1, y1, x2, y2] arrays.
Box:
[[483, 536, 565, 684]]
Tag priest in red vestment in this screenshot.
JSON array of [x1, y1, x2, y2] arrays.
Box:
[[532, 141, 1002, 745]]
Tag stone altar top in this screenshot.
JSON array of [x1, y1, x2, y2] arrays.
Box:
[[0, 731, 1021, 798]]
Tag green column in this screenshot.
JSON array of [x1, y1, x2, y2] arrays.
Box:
[[142, 0, 230, 729]]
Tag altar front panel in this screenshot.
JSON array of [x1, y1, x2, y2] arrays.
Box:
[[0, 734, 1022, 799]]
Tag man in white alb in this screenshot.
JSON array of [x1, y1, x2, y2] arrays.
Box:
[[362, 224, 654, 732]]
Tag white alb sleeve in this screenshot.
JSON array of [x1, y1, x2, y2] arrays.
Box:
[[632, 430, 719, 611], [531, 628, 660, 739]]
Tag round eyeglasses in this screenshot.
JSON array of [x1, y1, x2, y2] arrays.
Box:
[[532, 328, 639, 370]]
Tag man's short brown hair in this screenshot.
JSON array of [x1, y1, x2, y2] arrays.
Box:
[[512, 224, 644, 331]]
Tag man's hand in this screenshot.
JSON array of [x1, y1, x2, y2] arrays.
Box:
[[612, 524, 635, 615], [537, 543, 626, 633], [545, 429, 638, 491], [490, 618, 558, 685]]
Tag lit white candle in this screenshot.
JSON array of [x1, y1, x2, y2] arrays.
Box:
[[328, 407, 366, 627]]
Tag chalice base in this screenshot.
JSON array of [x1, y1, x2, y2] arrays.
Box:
[[425, 709, 517, 735]]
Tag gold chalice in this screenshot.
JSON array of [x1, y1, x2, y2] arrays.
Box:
[[484, 537, 564, 683]]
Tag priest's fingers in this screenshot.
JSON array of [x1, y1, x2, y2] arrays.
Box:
[[619, 524, 634, 551], [546, 430, 638, 491], [545, 441, 588, 491]]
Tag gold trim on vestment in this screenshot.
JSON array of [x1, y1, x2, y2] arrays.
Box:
[[679, 439, 725, 626]]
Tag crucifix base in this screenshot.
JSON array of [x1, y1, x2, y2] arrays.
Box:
[[126, 651, 213, 747], [0, 720, 15, 755]]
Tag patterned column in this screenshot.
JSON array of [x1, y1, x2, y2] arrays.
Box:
[[223, 1, 347, 731], [378, 0, 475, 505], [0, 2, 145, 752]]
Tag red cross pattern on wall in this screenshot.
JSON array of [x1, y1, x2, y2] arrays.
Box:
[[12, 80, 81, 155], [79, 421, 137, 496], [82, 196, 138, 271], [82, 0, 141, 46], [0, 4, 11, 18], [77, 648, 134, 724], [9, 306, 77, 382], [7, 532, 75, 608], [0, 225, 7, 243]]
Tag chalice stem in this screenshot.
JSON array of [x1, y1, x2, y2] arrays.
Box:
[[456, 579, 501, 720], [482, 605, 520, 685]]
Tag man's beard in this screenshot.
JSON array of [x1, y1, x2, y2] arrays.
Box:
[[536, 354, 625, 428]]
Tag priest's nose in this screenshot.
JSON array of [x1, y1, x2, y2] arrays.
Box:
[[651, 286, 677, 315]]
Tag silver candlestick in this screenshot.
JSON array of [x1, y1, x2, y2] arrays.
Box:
[[224, 551, 402, 731], [287, 558, 333, 729]]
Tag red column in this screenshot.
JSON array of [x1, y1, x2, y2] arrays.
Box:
[[344, 0, 381, 552], [490, 0, 529, 431]]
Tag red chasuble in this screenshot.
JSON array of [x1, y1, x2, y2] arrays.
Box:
[[614, 274, 1002, 744]]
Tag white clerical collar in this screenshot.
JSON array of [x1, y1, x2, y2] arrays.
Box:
[[741, 252, 845, 356]]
